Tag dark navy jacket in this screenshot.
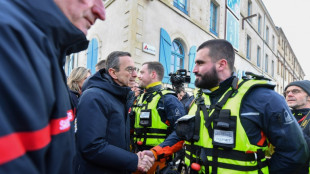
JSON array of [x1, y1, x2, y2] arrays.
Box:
[[291, 108, 310, 174], [75, 69, 138, 174], [69, 90, 80, 110], [292, 108, 310, 148], [161, 77, 309, 174], [0, 0, 88, 173], [180, 92, 194, 114]]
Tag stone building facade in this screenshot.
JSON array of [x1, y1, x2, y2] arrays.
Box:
[[65, 0, 304, 93]]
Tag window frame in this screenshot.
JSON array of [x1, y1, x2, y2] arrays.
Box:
[[271, 60, 274, 77], [247, 0, 252, 22], [258, 14, 261, 35], [272, 35, 275, 51], [266, 26, 269, 44], [210, 1, 219, 36], [257, 46, 261, 67], [171, 39, 185, 73], [173, 0, 188, 15], [265, 54, 268, 73], [246, 35, 251, 60]]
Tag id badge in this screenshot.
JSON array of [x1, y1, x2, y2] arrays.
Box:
[[213, 129, 234, 145], [140, 111, 150, 119], [139, 109, 152, 127]]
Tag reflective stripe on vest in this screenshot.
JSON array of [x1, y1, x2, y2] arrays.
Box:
[[184, 79, 275, 173]]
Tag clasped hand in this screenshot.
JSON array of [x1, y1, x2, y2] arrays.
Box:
[[137, 151, 155, 172]]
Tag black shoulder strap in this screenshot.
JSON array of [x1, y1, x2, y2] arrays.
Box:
[[204, 89, 235, 138], [193, 90, 204, 142], [300, 111, 310, 130], [204, 76, 240, 137]]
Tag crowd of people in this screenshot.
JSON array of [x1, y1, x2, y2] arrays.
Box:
[[1, 0, 310, 174]]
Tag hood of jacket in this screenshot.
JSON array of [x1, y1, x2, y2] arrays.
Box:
[[12, 0, 89, 64], [83, 69, 134, 103]]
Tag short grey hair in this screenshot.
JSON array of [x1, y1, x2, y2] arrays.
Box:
[[95, 59, 106, 70], [106, 51, 131, 71]]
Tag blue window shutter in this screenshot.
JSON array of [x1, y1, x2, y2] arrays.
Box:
[[87, 39, 98, 74], [210, 2, 213, 28], [91, 39, 98, 74], [68, 55, 74, 76], [87, 40, 93, 71], [159, 28, 172, 83], [188, 46, 196, 88]]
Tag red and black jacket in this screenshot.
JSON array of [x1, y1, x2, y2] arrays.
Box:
[[0, 0, 88, 173]]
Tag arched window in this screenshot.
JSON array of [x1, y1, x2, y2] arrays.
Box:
[[171, 40, 184, 73]]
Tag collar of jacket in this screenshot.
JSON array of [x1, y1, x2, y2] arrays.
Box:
[[146, 82, 162, 89], [291, 108, 310, 117], [12, 0, 89, 61], [208, 76, 234, 96], [205, 76, 234, 104], [145, 84, 162, 94]]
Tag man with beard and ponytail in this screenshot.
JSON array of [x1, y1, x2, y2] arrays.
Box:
[[142, 39, 309, 174]]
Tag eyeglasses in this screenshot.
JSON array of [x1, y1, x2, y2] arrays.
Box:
[[125, 66, 138, 74], [283, 89, 303, 97]]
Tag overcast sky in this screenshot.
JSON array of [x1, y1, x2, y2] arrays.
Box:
[[261, 0, 310, 80]]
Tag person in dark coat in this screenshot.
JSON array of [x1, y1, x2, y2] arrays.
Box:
[[75, 51, 154, 174], [0, 0, 105, 173], [284, 80, 310, 173], [176, 86, 194, 114]]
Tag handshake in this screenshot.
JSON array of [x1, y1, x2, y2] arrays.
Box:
[[136, 150, 156, 173]]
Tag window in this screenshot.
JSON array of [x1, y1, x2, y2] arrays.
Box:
[[171, 40, 185, 73], [271, 60, 274, 77], [265, 54, 268, 73], [246, 35, 251, 60], [258, 14, 261, 35], [257, 46, 261, 67], [247, 0, 252, 22], [87, 38, 98, 74], [67, 54, 74, 76], [188, 46, 197, 88], [266, 26, 269, 44], [210, 1, 218, 36], [281, 64, 283, 77], [272, 35, 275, 51], [277, 60, 280, 75], [174, 0, 188, 15]]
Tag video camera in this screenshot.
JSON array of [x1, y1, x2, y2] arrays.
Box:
[[169, 69, 191, 89]]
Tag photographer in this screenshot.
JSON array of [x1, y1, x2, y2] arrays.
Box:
[[170, 69, 194, 114], [175, 86, 194, 113]]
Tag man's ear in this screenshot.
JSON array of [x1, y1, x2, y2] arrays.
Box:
[[151, 71, 157, 79], [217, 59, 227, 71], [108, 68, 118, 80]]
